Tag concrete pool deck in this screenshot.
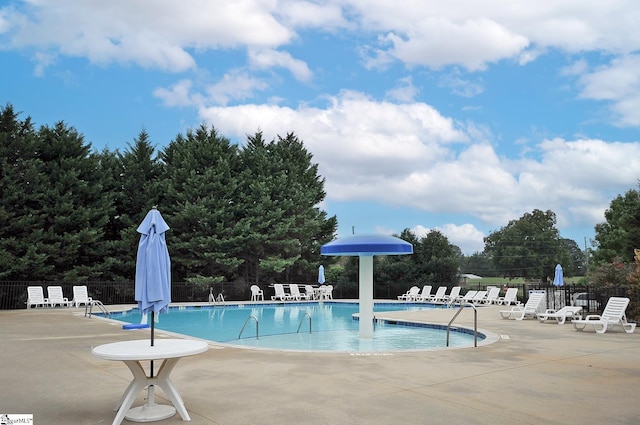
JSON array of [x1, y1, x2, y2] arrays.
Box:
[[2, 301, 639, 424]]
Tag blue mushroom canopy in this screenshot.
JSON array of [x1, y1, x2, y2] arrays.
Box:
[[321, 234, 413, 256]]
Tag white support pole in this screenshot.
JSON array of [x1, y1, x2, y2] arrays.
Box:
[[359, 255, 374, 339]]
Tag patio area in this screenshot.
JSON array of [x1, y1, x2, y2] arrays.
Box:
[[2, 302, 639, 424]]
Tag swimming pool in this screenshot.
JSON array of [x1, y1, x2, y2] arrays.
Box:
[[108, 302, 485, 352]]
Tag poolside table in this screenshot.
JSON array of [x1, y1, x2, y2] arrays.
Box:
[[92, 338, 209, 425]]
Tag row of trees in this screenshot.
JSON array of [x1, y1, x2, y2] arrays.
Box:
[[2, 102, 638, 293], [0, 104, 336, 284]]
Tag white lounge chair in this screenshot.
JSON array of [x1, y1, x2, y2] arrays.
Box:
[[499, 292, 545, 320], [456, 290, 477, 304], [427, 286, 448, 303], [398, 286, 420, 301], [537, 306, 582, 324], [470, 290, 488, 305], [414, 285, 432, 302], [250, 285, 264, 301], [72, 285, 93, 307], [47, 286, 72, 307], [289, 284, 309, 301], [496, 288, 519, 305], [484, 287, 501, 304], [442, 286, 461, 303], [27, 286, 50, 308], [271, 284, 292, 301], [573, 297, 636, 334]]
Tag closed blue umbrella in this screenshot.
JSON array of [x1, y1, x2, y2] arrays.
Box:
[[133, 208, 172, 418], [553, 264, 564, 287], [318, 265, 326, 284], [136, 208, 171, 323]]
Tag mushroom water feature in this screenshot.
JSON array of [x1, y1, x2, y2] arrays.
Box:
[[321, 234, 413, 339]]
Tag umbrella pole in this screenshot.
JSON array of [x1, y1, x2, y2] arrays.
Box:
[[149, 311, 156, 407], [150, 311, 155, 377]]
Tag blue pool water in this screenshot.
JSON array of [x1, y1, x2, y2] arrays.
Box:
[[108, 302, 483, 352]]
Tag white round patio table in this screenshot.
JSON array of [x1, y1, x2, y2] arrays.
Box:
[[92, 339, 209, 425]]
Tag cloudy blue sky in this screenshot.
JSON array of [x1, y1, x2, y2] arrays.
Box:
[[2, 1, 639, 255]]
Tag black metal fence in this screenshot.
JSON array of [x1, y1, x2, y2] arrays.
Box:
[[3, 280, 636, 320], [465, 281, 637, 316], [0, 281, 340, 310]]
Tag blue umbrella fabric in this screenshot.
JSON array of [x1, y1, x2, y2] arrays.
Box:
[[553, 264, 564, 287], [134, 208, 172, 412], [318, 265, 326, 285], [135, 208, 171, 319]]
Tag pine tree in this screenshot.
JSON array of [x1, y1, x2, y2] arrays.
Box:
[[105, 130, 165, 279], [0, 105, 51, 279], [35, 121, 114, 279], [159, 124, 243, 283]]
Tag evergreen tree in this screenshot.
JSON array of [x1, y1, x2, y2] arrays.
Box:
[[103, 130, 164, 279], [34, 121, 114, 279], [159, 124, 243, 283], [237, 131, 337, 283], [0, 105, 51, 279]]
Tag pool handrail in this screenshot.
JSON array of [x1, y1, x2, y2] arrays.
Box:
[[296, 312, 312, 334], [446, 303, 478, 348], [239, 315, 259, 339]]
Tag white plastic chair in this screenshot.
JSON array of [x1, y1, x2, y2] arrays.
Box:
[[443, 286, 461, 303], [271, 284, 292, 301], [318, 285, 333, 300], [573, 297, 636, 333], [305, 285, 316, 300], [500, 292, 545, 320], [398, 286, 420, 301], [414, 285, 433, 302], [537, 306, 582, 324], [496, 288, 519, 305], [72, 285, 93, 307], [27, 286, 50, 308], [250, 285, 264, 301], [289, 284, 309, 300], [427, 286, 448, 302], [47, 286, 72, 307]]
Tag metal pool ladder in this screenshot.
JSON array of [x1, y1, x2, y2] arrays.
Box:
[[239, 315, 259, 339], [446, 303, 478, 348], [85, 300, 110, 317], [296, 312, 312, 333]]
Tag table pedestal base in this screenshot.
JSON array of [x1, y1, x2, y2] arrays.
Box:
[[125, 385, 176, 422], [112, 360, 191, 425], [125, 404, 176, 422]]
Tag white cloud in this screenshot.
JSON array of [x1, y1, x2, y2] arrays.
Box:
[[439, 72, 484, 98], [195, 91, 639, 238], [206, 70, 270, 106], [409, 223, 485, 255], [385, 76, 418, 102], [248, 48, 313, 82], [561, 59, 589, 76], [368, 18, 529, 71], [349, 0, 640, 56], [279, 1, 351, 30], [436, 223, 486, 255], [2, 0, 294, 72], [154, 79, 201, 107], [577, 55, 640, 126]]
